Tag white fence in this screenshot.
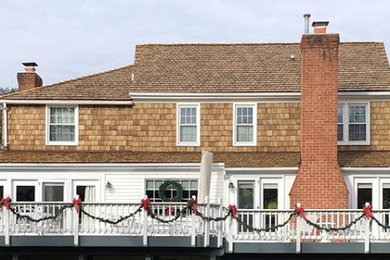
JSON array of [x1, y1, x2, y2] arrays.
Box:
[[1, 200, 390, 252]]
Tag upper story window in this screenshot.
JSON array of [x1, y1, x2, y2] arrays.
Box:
[[176, 104, 200, 146], [338, 103, 370, 145], [233, 104, 257, 146], [46, 106, 78, 146]]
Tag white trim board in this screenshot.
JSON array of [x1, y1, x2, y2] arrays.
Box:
[[0, 100, 134, 105]]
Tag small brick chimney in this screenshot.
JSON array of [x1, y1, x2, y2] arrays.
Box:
[[17, 62, 43, 91], [290, 21, 349, 209]]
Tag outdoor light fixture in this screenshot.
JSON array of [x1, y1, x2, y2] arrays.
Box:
[[228, 182, 235, 189], [105, 181, 112, 189]]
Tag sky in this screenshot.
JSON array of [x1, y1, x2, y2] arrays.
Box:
[[1, 0, 390, 88]]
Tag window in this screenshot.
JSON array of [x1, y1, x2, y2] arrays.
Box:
[[238, 181, 254, 232], [146, 180, 198, 202], [233, 104, 257, 146], [338, 103, 369, 145], [46, 106, 78, 145], [177, 104, 200, 146], [0, 186, 3, 198], [43, 183, 64, 202], [263, 183, 278, 230], [238, 181, 254, 209], [357, 183, 372, 208], [16, 186, 35, 202]]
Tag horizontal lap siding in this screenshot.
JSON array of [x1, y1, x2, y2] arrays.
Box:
[[104, 171, 224, 203]]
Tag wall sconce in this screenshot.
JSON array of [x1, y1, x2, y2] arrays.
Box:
[[105, 181, 112, 189], [228, 182, 235, 189]]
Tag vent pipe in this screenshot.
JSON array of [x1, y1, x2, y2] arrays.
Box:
[[303, 14, 311, 34]]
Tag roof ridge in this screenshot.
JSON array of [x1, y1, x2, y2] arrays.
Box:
[[1, 64, 134, 99]]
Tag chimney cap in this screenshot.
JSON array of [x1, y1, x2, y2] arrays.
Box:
[[303, 14, 311, 18], [22, 62, 38, 67], [312, 21, 329, 27]]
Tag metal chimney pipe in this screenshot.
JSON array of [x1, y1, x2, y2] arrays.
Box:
[[303, 14, 311, 33]]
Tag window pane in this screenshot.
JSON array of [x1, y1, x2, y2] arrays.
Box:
[[16, 186, 35, 202], [337, 125, 344, 141], [180, 126, 197, 142], [349, 124, 366, 141], [337, 106, 343, 124], [237, 126, 253, 142], [264, 188, 278, 209], [146, 180, 154, 190], [238, 182, 254, 209], [0, 186, 3, 199], [357, 183, 372, 208], [44, 184, 64, 202], [190, 180, 198, 190], [383, 186, 390, 209], [50, 125, 75, 142], [349, 105, 366, 123]]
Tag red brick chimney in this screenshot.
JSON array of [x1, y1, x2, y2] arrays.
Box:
[[17, 62, 42, 91], [290, 21, 348, 209]]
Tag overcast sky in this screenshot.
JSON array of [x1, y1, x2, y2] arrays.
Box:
[[1, 0, 389, 88]]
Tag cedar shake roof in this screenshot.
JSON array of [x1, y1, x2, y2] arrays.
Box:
[[2, 66, 134, 100], [1, 151, 389, 167], [2, 42, 390, 100]]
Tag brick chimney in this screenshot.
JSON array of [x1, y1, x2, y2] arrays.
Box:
[[17, 62, 42, 91], [290, 21, 349, 209]]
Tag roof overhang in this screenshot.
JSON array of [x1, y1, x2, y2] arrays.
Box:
[[0, 100, 134, 105]]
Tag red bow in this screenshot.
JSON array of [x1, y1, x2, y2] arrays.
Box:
[[295, 206, 306, 220], [363, 205, 372, 219], [228, 204, 237, 219], [141, 198, 151, 212], [73, 198, 82, 214], [1, 197, 11, 210], [190, 198, 198, 214]]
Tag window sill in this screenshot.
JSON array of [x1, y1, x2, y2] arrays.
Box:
[[338, 141, 370, 146], [233, 142, 257, 147], [176, 142, 200, 147], [46, 142, 78, 146]]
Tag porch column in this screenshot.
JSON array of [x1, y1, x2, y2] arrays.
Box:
[[198, 151, 213, 203]]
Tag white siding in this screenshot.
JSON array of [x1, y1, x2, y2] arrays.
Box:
[[105, 170, 224, 203]]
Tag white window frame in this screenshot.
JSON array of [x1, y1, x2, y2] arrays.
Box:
[[338, 102, 370, 145], [45, 105, 79, 146], [233, 103, 257, 146], [176, 103, 200, 146]]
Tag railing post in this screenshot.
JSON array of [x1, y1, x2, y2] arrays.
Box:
[[217, 197, 223, 248], [204, 196, 210, 247], [295, 203, 302, 254], [227, 214, 233, 253], [364, 202, 371, 254], [142, 195, 148, 247], [4, 206, 10, 246], [191, 195, 197, 247], [73, 196, 80, 246]]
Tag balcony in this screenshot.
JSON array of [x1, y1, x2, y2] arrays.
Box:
[[1, 200, 390, 255]]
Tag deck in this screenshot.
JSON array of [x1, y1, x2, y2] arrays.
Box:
[[1, 200, 390, 256]]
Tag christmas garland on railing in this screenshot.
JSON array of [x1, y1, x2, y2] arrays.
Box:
[[1, 195, 387, 235], [294, 203, 370, 232], [9, 204, 74, 223], [80, 205, 143, 225]]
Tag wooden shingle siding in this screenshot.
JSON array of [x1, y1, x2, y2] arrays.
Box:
[[4, 101, 388, 152], [339, 101, 390, 151]]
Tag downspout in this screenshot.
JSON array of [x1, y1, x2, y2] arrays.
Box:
[[2, 102, 7, 148]]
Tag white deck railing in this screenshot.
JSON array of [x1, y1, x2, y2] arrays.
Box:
[[2, 200, 390, 252]]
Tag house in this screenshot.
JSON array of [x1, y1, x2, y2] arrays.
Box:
[[1, 17, 390, 259]]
